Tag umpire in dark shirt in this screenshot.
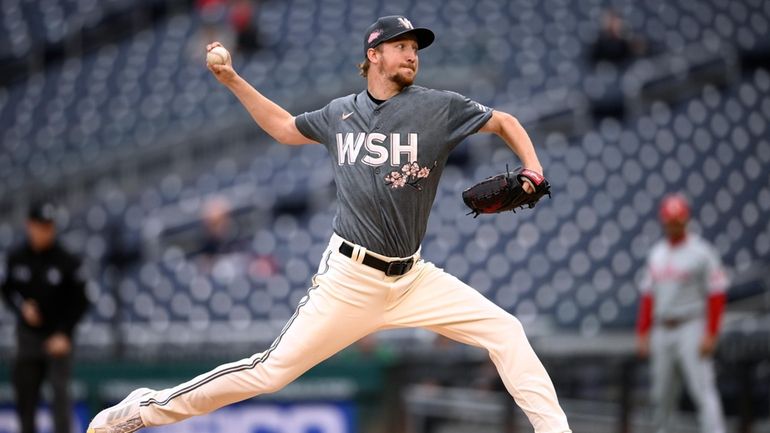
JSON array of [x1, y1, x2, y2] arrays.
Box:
[[1, 202, 89, 433]]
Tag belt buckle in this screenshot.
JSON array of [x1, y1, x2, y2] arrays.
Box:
[[386, 259, 412, 276]]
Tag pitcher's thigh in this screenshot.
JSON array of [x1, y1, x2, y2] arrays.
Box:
[[260, 287, 382, 387], [386, 262, 521, 348]]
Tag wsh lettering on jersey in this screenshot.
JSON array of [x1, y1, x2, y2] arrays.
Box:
[[336, 132, 418, 166]]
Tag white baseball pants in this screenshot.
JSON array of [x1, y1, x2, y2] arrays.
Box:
[[137, 233, 571, 433], [650, 319, 725, 433]]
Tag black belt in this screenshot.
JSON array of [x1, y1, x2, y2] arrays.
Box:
[[338, 242, 415, 276], [661, 317, 692, 329]]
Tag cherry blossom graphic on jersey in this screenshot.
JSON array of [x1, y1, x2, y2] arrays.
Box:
[[384, 161, 437, 190]]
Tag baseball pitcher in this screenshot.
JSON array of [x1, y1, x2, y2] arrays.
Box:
[[637, 194, 728, 433], [88, 15, 571, 433]]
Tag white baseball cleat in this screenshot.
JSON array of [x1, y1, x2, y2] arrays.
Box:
[[86, 387, 154, 433]]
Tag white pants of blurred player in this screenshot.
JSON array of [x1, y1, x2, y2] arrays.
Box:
[[650, 319, 725, 433], [136, 232, 571, 433]]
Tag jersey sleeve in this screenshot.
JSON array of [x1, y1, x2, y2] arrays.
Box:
[[59, 256, 90, 335], [636, 253, 656, 335], [703, 244, 728, 294], [0, 254, 21, 316], [702, 243, 728, 336], [638, 258, 654, 295], [636, 294, 654, 336], [295, 104, 331, 144], [445, 91, 493, 146]]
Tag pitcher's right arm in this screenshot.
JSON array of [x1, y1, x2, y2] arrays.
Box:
[[207, 42, 317, 146]]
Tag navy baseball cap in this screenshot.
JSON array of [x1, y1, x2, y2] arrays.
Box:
[[27, 201, 57, 223], [363, 15, 434, 54]]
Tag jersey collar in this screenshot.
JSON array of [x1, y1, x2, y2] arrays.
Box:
[[667, 232, 688, 247], [360, 85, 415, 111], [366, 90, 385, 105]]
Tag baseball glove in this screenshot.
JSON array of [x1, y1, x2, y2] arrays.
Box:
[[462, 166, 551, 217]]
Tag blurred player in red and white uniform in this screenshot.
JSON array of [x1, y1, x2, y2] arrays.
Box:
[[637, 194, 727, 433]]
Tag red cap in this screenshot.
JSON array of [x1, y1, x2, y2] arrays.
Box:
[[659, 194, 690, 223]]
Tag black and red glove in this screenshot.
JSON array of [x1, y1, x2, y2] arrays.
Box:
[[462, 167, 551, 217]]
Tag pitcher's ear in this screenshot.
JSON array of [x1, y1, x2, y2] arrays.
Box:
[[367, 47, 379, 63]]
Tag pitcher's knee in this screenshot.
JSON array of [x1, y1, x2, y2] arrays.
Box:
[[258, 380, 282, 395], [258, 373, 293, 395], [502, 314, 525, 336], [487, 314, 527, 348]]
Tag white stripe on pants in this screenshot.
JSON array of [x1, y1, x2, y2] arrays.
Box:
[[138, 233, 571, 433]]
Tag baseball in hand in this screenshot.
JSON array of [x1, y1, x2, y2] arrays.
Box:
[[207, 46, 230, 66]]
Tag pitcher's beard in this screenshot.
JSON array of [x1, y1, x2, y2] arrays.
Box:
[[379, 63, 416, 89], [389, 70, 415, 89], [394, 72, 414, 88]]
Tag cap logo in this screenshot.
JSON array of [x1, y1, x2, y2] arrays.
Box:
[[368, 30, 382, 44], [660, 194, 689, 222], [668, 202, 682, 213], [397, 17, 414, 29]]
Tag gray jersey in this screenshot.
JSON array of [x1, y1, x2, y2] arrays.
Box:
[[296, 85, 492, 257], [640, 234, 728, 321]]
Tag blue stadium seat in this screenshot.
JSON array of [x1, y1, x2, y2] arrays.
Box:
[[1, 1, 770, 348]]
